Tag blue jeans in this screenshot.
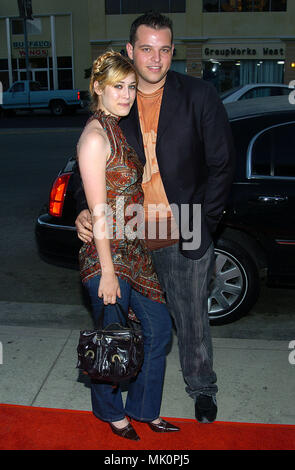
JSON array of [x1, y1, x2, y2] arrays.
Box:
[[84, 275, 172, 422], [151, 242, 218, 400]]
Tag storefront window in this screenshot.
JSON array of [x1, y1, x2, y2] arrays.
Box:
[[9, 56, 73, 90], [58, 69, 73, 90], [48, 56, 73, 89], [52, 56, 73, 89], [105, 0, 186, 14], [252, 1, 270, 11], [29, 58, 47, 69], [202, 59, 284, 92], [271, 0, 287, 11], [203, 1, 219, 11], [203, 60, 240, 92], [203, 0, 287, 11], [240, 59, 284, 83], [57, 57, 72, 68]]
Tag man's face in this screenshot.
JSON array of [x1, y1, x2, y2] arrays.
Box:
[[126, 25, 174, 90]]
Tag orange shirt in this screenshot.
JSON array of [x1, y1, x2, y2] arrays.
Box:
[[137, 88, 179, 250]]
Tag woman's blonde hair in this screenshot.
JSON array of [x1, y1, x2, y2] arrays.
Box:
[[89, 50, 138, 112]]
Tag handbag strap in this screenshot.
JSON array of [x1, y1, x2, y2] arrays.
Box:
[[96, 302, 134, 330]]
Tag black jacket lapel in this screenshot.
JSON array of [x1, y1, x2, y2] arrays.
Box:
[[156, 71, 182, 144]]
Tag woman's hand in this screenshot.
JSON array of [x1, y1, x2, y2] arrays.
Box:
[[98, 272, 121, 305]]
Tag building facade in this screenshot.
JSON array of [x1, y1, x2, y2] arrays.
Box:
[[0, 0, 294, 92], [0, 0, 91, 91]]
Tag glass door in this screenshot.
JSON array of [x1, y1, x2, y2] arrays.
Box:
[[20, 70, 32, 81], [33, 70, 50, 89]]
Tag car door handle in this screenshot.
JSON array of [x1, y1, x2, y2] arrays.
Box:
[[256, 196, 288, 204]]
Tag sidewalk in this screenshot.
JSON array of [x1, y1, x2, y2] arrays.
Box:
[[0, 302, 294, 425]]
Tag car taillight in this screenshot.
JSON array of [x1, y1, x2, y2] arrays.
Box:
[[49, 173, 72, 217], [77, 91, 80, 100]]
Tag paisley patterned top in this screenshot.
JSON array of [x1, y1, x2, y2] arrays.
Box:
[[78, 109, 165, 304]]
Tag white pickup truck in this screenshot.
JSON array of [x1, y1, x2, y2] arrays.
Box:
[[1, 80, 84, 116]]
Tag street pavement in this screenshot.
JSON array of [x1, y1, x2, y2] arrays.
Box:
[[0, 300, 294, 425]]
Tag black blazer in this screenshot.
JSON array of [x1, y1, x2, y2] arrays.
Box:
[[74, 70, 235, 260]]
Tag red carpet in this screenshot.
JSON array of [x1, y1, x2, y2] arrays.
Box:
[[0, 404, 294, 450]]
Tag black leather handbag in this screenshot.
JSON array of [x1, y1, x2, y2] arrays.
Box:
[[76, 303, 144, 383]]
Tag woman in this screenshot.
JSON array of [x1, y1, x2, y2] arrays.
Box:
[[77, 51, 179, 441]]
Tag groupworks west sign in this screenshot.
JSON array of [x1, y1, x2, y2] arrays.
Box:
[[203, 43, 285, 60]]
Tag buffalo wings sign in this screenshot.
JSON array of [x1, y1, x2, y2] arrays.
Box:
[[13, 40, 51, 58]]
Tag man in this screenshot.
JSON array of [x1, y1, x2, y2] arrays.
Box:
[[74, 11, 235, 423]]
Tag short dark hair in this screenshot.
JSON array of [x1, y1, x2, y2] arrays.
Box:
[[129, 11, 173, 46]]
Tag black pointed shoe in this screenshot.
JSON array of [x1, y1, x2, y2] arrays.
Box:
[[147, 418, 180, 433], [109, 422, 140, 441]]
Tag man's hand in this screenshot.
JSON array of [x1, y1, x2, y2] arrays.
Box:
[[75, 209, 93, 243]]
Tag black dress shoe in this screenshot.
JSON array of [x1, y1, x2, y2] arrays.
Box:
[[147, 418, 180, 433], [195, 394, 217, 423], [109, 422, 140, 441]]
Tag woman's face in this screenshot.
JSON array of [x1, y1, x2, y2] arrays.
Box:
[[95, 72, 137, 117]]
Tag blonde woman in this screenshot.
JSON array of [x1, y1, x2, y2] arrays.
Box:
[[77, 51, 179, 441]]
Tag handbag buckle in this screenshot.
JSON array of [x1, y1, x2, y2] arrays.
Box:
[[85, 350, 95, 359], [111, 354, 122, 363]]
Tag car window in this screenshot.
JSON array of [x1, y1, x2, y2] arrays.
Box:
[[240, 86, 288, 100], [219, 86, 243, 99], [251, 122, 295, 177], [10, 82, 25, 92], [280, 88, 292, 96], [29, 81, 41, 91]]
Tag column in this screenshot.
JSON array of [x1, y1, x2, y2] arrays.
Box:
[[6, 18, 13, 86], [50, 15, 58, 90]]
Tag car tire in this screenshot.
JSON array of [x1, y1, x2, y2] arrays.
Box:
[[208, 238, 260, 325], [50, 100, 66, 116]]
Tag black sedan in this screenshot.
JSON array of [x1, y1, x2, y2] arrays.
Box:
[[35, 95, 295, 325]]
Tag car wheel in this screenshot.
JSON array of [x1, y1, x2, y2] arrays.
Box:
[[50, 101, 65, 116], [208, 238, 260, 325]]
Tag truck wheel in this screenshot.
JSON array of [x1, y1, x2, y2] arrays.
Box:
[[208, 238, 260, 325], [50, 101, 66, 116]]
